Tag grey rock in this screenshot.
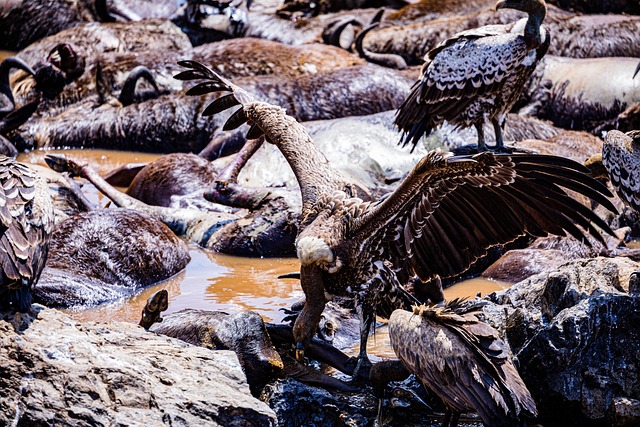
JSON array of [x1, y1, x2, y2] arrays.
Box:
[[0, 307, 276, 427], [482, 257, 640, 423]]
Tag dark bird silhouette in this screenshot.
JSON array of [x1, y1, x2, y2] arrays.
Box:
[[389, 300, 537, 427], [395, 0, 549, 152], [176, 60, 617, 379], [0, 155, 54, 324]]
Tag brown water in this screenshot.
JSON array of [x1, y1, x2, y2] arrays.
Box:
[[18, 148, 161, 207], [19, 148, 511, 359]]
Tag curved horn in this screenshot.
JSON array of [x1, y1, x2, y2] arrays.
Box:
[[0, 100, 39, 135], [634, 61, 640, 79], [355, 23, 407, 70], [322, 17, 363, 50], [118, 66, 160, 106], [369, 8, 385, 25], [0, 56, 36, 116]]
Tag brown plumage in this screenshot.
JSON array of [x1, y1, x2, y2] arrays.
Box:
[[176, 61, 617, 379], [601, 130, 640, 213], [0, 156, 54, 313], [389, 300, 537, 427], [395, 0, 549, 151]]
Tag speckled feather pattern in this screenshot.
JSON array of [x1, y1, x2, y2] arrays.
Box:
[[389, 302, 537, 426], [603, 130, 640, 212], [0, 156, 54, 310], [396, 18, 549, 148]]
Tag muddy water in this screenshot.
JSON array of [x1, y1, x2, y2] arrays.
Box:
[[18, 149, 511, 359], [18, 148, 162, 206]]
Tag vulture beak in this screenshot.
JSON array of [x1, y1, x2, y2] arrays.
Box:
[[495, 0, 508, 10], [292, 265, 327, 364]]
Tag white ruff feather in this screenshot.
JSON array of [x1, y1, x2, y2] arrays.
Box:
[[297, 236, 334, 266]]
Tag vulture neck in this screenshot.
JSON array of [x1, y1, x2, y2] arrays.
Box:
[[524, 4, 546, 49]]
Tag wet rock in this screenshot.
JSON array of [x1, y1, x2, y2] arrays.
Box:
[[34, 209, 191, 307], [609, 397, 640, 427], [0, 307, 276, 426], [151, 309, 285, 397], [483, 257, 640, 424]]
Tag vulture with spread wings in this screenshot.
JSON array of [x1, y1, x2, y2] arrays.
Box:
[[176, 61, 617, 379]]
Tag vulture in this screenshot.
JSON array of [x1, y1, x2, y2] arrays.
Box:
[[176, 60, 617, 379], [395, 0, 549, 152], [587, 130, 640, 213], [389, 301, 537, 427], [0, 155, 54, 319]]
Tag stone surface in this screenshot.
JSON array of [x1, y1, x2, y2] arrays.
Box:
[[483, 257, 640, 424], [0, 307, 276, 427]]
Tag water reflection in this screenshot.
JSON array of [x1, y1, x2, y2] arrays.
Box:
[[66, 242, 510, 359], [18, 148, 161, 208], [65, 246, 304, 324]]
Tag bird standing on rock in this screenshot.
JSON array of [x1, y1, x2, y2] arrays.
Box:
[[176, 60, 617, 381], [395, 0, 549, 152]]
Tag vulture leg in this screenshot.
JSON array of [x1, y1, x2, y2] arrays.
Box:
[[475, 123, 486, 152], [492, 117, 505, 151], [351, 294, 375, 382]]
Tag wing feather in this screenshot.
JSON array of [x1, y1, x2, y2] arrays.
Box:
[[350, 152, 615, 282], [0, 157, 53, 311]]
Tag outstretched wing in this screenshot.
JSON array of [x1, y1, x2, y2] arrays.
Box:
[[349, 151, 616, 283], [175, 61, 354, 217]]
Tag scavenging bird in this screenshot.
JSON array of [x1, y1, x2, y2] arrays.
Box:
[[176, 60, 616, 379], [389, 300, 537, 427], [395, 0, 549, 152], [0, 155, 54, 328], [586, 130, 640, 213]]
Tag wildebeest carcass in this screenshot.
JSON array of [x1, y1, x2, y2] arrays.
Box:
[[12, 38, 366, 119], [10, 64, 414, 153], [0, 0, 146, 51]]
